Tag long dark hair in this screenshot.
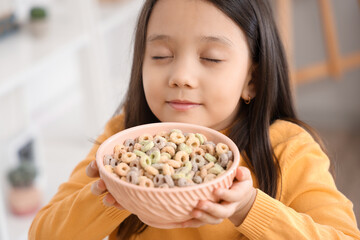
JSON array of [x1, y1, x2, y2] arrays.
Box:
[[114, 0, 330, 239]]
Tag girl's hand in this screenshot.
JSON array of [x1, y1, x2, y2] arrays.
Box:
[[86, 160, 124, 210], [181, 166, 257, 228]]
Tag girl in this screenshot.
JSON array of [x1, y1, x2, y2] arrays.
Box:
[[29, 0, 360, 239]]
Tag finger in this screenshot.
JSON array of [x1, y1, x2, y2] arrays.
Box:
[[197, 200, 237, 219], [103, 193, 124, 210], [214, 180, 253, 203], [86, 160, 100, 178], [190, 209, 224, 225], [91, 179, 107, 196], [235, 166, 252, 182]]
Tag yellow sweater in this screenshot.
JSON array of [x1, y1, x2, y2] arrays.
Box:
[[29, 114, 360, 240]]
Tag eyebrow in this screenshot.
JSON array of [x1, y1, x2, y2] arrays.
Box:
[[146, 34, 234, 47]]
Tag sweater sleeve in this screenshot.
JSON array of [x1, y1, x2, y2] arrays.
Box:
[[236, 130, 360, 240], [28, 115, 131, 240]]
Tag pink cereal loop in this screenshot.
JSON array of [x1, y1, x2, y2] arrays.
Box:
[[139, 177, 154, 188]]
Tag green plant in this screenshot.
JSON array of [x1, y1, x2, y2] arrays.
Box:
[[30, 7, 47, 21], [7, 161, 37, 188]]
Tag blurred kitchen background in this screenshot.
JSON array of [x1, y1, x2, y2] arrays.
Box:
[[0, 0, 359, 239]]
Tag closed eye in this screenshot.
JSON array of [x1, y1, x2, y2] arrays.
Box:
[[152, 56, 172, 60], [201, 58, 222, 63]]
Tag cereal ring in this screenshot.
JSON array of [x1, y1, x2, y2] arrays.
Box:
[[110, 157, 119, 168], [140, 155, 151, 169], [139, 177, 154, 188], [114, 144, 127, 153], [190, 147, 205, 158], [146, 147, 159, 155], [145, 171, 154, 179], [195, 133, 207, 144], [226, 160, 233, 170], [145, 165, 159, 176], [141, 141, 155, 152], [121, 152, 137, 163], [114, 163, 130, 177], [174, 151, 189, 163], [165, 159, 182, 168], [191, 161, 198, 172], [159, 183, 169, 188], [186, 137, 200, 148], [162, 163, 172, 176], [216, 143, 229, 155], [126, 170, 139, 184], [133, 149, 147, 158], [219, 153, 229, 168], [178, 143, 193, 154], [204, 153, 217, 162], [169, 131, 186, 144], [170, 129, 183, 134], [121, 176, 127, 181], [204, 173, 216, 183], [164, 175, 175, 187], [124, 139, 135, 148], [193, 175, 203, 184], [114, 149, 127, 161], [134, 143, 142, 150], [186, 171, 195, 180], [177, 178, 188, 187], [158, 131, 170, 140], [200, 168, 208, 179], [153, 174, 165, 187], [201, 162, 215, 171], [227, 150, 234, 161], [165, 142, 177, 150], [161, 146, 175, 157], [204, 141, 216, 148], [153, 136, 167, 149], [191, 155, 206, 167], [138, 134, 153, 142], [152, 163, 164, 170], [208, 163, 225, 175], [129, 159, 140, 169], [149, 149, 161, 164], [185, 133, 196, 141], [200, 144, 215, 156], [104, 165, 113, 173], [103, 154, 114, 166], [172, 172, 186, 180]]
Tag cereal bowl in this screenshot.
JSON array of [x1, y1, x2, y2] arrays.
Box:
[[96, 122, 240, 228]]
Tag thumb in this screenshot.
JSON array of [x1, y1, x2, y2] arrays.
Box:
[[235, 166, 251, 182]]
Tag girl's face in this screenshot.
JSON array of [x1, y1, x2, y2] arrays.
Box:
[[142, 0, 254, 130]]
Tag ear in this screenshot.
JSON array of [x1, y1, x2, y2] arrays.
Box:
[[241, 65, 256, 101]]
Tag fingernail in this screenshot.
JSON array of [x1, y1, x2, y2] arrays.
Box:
[[91, 161, 95, 168]]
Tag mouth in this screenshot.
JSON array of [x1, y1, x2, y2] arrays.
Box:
[[166, 100, 202, 111]]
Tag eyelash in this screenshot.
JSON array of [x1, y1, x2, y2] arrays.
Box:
[[151, 56, 222, 63]]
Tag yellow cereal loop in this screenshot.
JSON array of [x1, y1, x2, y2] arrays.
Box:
[[204, 153, 217, 162], [162, 163, 172, 176], [178, 143, 193, 154], [195, 133, 207, 144], [190, 147, 205, 158], [200, 168, 207, 179], [138, 134, 153, 142], [201, 162, 215, 171], [114, 163, 131, 177], [140, 155, 151, 169], [216, 143, 229, 155], [174, 151, 189, 163], [145, 165, 159, 176], [208, 163, 225, 175], [169, 131, 186, 144], [121, 152, 137, 163], [204, 173, 216, 182], [186, 137, 200, 148], [114, 144, 127, 153], [165, 159, 182, 168], [104, 165, 114, 173], [200, 144, 215, 155], [161, 146, 175, 157]]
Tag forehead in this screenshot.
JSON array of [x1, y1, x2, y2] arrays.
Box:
[[146, 0, 247, 48]]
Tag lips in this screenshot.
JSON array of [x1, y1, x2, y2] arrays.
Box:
[[167, 100, 201, 111]]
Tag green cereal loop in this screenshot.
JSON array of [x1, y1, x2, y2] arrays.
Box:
[[208, 163, 225, 175], [170, 129, 182, 134], [178, 143, 193, 154], [133, 149, 147, 158], [195, 133, 205, 145], [161, 152, 171, 159], [205, 153, 217, 162], [180, 161, 192, 175], [150, 150, 161, 164], [172, 172, 186, 180], [139, 140, 151, 146], [140, 155, 151, 169], [141, 141, 155, 152]]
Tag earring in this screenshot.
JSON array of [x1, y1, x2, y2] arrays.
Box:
[[245, 96, 251, 104]]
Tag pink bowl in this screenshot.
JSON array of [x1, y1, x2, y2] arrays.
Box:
[[96, 122, 240, 228]]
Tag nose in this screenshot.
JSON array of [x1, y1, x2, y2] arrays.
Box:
[[168, 57, 199, 89]]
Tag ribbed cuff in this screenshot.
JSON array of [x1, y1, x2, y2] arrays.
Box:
[[237, 189, 281, 240]]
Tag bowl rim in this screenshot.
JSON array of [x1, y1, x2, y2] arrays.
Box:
[[96, 122, 240, 193]]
